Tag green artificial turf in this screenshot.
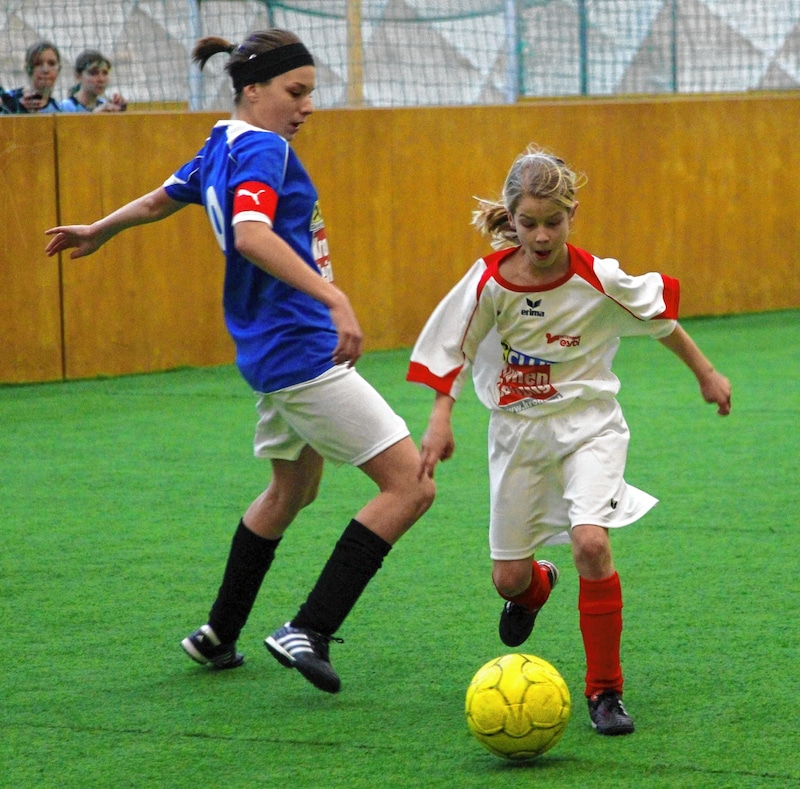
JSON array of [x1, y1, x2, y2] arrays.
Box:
[[2, 310, 798, 789]]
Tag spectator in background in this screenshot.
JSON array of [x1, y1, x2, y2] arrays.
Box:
[[60, 49, 127, 113], [1, 40, 62, 113]]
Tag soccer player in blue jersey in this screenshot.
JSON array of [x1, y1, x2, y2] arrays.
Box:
[[45, 29, 435, 694]]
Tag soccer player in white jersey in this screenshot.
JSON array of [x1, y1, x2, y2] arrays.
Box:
[[407, 144, 731, 735], [45, 29, 434, 694]]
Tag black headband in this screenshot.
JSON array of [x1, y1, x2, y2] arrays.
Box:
[[231, 43, 314, 91]]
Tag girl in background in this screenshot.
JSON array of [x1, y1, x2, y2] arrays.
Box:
[[45, 29, 434, 695], [1, 40, 62, 113], [408, 144, 731, 735], [59, 49, 127, 113]]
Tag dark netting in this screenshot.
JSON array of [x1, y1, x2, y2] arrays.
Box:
[[2, 1, 799, 110]]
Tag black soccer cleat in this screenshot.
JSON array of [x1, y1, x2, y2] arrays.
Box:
[[181, 624, 244, 670], [588, 690, 635, 735], [498, 560, 559, 647], [265, 623, 342, 694]]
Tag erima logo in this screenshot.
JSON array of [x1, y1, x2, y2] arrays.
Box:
[[521, 298, 545, 317], [610, 500, 619, 510]]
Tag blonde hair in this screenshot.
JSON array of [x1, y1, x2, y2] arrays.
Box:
[[472, 144, 587, 249]]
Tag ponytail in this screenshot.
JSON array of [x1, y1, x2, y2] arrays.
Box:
[[192, 36, 236, 71]]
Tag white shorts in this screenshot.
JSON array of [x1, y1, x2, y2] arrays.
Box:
[[253, 364, 409, 466], [488, 398, 658, 561]]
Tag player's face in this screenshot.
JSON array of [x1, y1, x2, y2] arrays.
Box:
[[79, 64, 111, 98], [510, 195, 575, 274], [31, 49, 60, 93], [245, 66, 315, 140]]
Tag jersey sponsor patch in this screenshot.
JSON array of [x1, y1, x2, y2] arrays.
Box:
[[310, 201, 333, 281], [233, 181, 278, 221], [546, 333, 581, 347], [501, 341, 553, 367], [497, 362, 559, 408]]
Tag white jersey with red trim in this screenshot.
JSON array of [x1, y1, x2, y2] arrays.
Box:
[[408, 243, 680, 416]]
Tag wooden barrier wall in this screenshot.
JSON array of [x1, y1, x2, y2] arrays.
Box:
[[0, 116, 62, 382], [55, 113, 234, 380], [2, 93, 798, 384]]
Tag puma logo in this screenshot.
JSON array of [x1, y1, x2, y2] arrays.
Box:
[[238, 188, 267, 205]]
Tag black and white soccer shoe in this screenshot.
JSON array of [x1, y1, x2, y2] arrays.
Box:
[[181, 624, 244, 669], [265, 623, 342, 694]]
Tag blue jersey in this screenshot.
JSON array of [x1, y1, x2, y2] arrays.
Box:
[[163, 120, 338, 393], [1, 87, 60, 113], [59, 95, 109, 112]]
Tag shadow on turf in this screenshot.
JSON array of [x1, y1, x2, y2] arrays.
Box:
[[465, 752, 576, 773]]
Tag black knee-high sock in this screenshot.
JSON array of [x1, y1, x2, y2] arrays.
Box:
[[291, 519, 391, 636], [208, 519, 281, 644]]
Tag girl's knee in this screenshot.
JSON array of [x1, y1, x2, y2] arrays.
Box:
[[571, 524, 614, 578], [492, 560, 532, 598], [380, 449, 436, 517], [298, 478, 321, 509], [267, 476, 320, 521]]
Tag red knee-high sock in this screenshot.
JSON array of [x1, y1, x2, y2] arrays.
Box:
[[497, 561, 552, 612], [579, 572, 624, 699]]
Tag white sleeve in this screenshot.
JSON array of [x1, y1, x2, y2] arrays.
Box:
[[407, 258, 493, 399], [592, 256, 680, 332]]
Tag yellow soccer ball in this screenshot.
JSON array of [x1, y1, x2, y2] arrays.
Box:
[[465, 653, 571, 760]]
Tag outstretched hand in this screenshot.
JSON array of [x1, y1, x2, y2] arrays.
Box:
[[44, 225, 108, 258]]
